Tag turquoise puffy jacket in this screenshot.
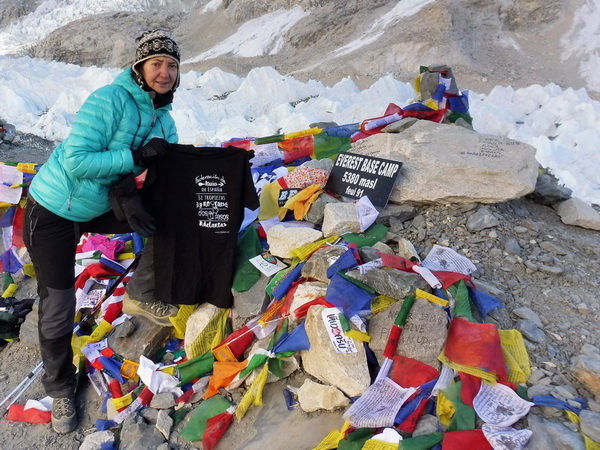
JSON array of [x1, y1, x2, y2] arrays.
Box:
[[29, 69, 178, 222]]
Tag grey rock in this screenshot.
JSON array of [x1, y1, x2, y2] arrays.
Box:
[[301, 245, 348, 282], [538, 264, 564, 275], [555, 197, 600, 231], [516, 319, 546, 344], [375, 204, 417, 225], [539, 241, 569, 255], [80, 430, 115, 450], [119, 411, 166, 450], [346, 267, 429, 303], [412, 414, 439, 437], [581, 344, 600, 358], [297, 379, 350, 412], [112, 318, 136, 339], [512, 306, 543, 328], [396, 238, 420, 261], [140, 407, 159, 424], [305, 193, 340, 225], [579, 409, 600, 442], [466, 207, 500, 231], [156, 409, 173, 440], [233, 272, 271, 318], [396, 298, 448, 370], [149, 392, 176, 410], [554, 385, 576, 400], [527, 384, 554, 397], [359, 246, 385, 262], [382, 117, 419, 133], [528, 172, 572, 205], [504, 238, 522, 255], [322, 202, 361, 238], [527, 414, 585, 450]]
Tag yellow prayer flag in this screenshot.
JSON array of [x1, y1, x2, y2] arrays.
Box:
[[88, 319, 113, 343], [289, 236, 339, 260], [345, 329, 371, 343], [416, 289, 449, 307], [438, 349, 498, 383], [436, 391, 455, 427], [498, 329, 532, 385], [313, 429, 344, 450], [284, 127, 323, 140], [169, 304, 199, 340], [363, 440, 399, 450], [235, 363, 269, 420], [1, 284, 18, 298], [187, 308, 229, 359], [371, 295, 399, 314], [111, 392, 133, 410]]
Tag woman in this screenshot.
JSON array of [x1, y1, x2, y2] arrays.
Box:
[[23, 30, 180, 434]]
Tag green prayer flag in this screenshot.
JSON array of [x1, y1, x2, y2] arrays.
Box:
[[338, 428, 377, 450], [343, 223, 389, 248], [448, 280, 476, 322], [443, 381, 476, 432], [232, 227, 263, 293], [400, 432, 444, 450], [180, 395, 232, 442], [177, 350, 215, 386]]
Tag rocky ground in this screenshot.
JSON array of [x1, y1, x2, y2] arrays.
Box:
[[0, 131, 599, 449]]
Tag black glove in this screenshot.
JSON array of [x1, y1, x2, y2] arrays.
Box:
[[0, 297, 35, 340], [131, 137, 170, 167], [109, 173, 156, 237]]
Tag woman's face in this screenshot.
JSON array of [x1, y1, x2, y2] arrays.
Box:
[[140, 56, 178, 94]]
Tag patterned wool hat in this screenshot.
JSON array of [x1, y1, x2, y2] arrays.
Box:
[[132, 30, 181, 90]]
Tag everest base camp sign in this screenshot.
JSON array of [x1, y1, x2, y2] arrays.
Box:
[[326, 152, 402, 207]]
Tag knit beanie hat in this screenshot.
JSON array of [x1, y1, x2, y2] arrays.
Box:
[[132, 30, 181, 90]]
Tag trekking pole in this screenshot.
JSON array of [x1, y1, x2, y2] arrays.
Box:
[[0, 252, 142, 413], [0, 361, 44, 411], [74, 251, 142, 333]]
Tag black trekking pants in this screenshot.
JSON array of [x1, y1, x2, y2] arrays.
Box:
[[23, 196, 132, 398]]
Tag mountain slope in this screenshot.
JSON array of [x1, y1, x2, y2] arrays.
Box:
[[3, 0, 594, 96]]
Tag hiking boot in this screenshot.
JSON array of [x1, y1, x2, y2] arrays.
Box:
[[122, 292, 177, 327], [52, 397, 77, 434]]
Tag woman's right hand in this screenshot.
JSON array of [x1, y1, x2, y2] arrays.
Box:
[[131, 137, 170, 167]]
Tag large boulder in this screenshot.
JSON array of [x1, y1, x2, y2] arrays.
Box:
[[349, 121, 539, 205]]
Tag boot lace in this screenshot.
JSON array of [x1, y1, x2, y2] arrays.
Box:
[[53, 398, 75, 419], [140, 301, 175, 317]]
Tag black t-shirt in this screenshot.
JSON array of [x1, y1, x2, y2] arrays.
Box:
[[142, 144, 259, 307]]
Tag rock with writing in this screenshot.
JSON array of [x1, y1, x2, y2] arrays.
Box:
[[368, 298, 447, 369], [349, 121, 539, 204], [301, 305, 370, 397]]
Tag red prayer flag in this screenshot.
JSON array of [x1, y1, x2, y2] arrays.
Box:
[[444, 317, 507, 382], [442, 429, 492, 450], [6, 404, 51, 423], [202, 411, 234, 450]]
